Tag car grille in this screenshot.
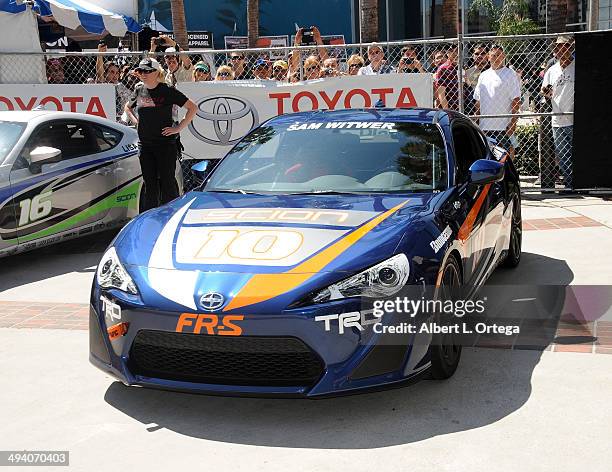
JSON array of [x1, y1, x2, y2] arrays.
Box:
[[128, 330, 324, 387]]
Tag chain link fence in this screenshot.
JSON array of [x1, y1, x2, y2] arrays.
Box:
[[0, 33, 577, 193]]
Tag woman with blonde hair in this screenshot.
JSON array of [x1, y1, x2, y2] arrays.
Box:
[[124, 57, 197, 210], [215, 65, 235, 81], [303, 55, 322, 80], [347, 54, 365, 75]]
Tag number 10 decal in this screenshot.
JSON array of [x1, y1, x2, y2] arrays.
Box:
[[18, 191, 53, 226], [195, 229, 304, 261]]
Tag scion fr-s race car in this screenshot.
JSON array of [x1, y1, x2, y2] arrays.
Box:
[[90, 108, 522, 397], [0, 111, 182, 257]]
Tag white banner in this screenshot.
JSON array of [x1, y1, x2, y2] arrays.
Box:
[[0, 84, 117, 119], [178, 74, 433, 160]]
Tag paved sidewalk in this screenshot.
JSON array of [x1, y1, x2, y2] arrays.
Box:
[[1, 195, 612, 472], [1, 328, 611, 472]]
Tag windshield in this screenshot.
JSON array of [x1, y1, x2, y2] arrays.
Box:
[[0, 121, 26, 164], [204, 120, 448, 194]]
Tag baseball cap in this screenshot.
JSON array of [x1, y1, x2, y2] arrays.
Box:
[[253, 58, 269, 69], [194, 62, 210, 73], [164, 46, 179, 54], [135, 58, 160, 72], [555, 35, 573, 45], [273, 60, 288, 70], [367, 43, 383, 53]]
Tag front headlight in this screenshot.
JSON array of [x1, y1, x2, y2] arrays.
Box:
[[307, 253, 409, 305], [96, 247, 138, 294]]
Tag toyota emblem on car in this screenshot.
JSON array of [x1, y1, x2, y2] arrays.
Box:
[[188, 95, 259, 146]]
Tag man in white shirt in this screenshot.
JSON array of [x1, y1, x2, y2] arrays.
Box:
[[473, 44, 521, 155], [358, 43, 394, 75], [542, 36, 575, 190]]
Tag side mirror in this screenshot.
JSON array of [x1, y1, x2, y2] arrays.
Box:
[[29, 146, 62, 174], [191, 160, 214, 179], [468, 159, 504, 185]]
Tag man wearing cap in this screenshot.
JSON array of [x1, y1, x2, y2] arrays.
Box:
[[150, 35, 193, 86], [253, 58, 272, 80], [125, 58, 197, 210], [272, 60, 288, 81], [542, 36, 575, 190], [358, 44, 394, 75]]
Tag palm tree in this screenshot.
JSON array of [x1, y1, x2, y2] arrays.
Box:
[[360, 0, 378, 42], [170, 0, 188, 49], [442, 0, 458, 38], [247, 0, 259, 48]]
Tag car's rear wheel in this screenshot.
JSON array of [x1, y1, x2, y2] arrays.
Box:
[[430, 256, 462, 380], [503, 194, 522, 268]]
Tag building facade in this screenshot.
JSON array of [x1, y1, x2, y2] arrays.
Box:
[[138, 0, 599, 49]]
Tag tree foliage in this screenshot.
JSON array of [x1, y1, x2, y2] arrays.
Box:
[[469, 0, 540, 36]]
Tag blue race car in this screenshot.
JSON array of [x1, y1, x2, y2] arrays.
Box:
[[90, 108, 521, 397]]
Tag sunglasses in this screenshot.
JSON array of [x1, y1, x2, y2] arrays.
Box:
[[231, 55, 245, 60], [137, 69, 155, 74], [218, 72, 231, 77], [369, 49, 382, 55], [273, 67, 285, 72], [305, 66, 319, 72]]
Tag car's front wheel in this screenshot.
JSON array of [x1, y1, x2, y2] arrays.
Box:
[[430, 256, 462, 380], [503, 194, 522, 268]]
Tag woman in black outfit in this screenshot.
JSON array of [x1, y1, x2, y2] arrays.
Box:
[[125, 58, 197, 210]]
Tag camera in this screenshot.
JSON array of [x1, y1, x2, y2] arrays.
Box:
[[300, 27, 316, 46]]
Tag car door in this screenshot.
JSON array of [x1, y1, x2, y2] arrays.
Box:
[[471, 126, 508, 268], [450, 120, 489, 286], [6, 119, 117, 246]]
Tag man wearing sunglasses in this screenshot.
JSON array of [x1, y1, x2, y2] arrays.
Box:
[[253, 58, 272, 80], [358, 43, 394, 75], [229, 52, 253, 80], [150, 35, 193, 86]]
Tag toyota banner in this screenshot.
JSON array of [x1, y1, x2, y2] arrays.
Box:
[[177, 74, 433, 160]]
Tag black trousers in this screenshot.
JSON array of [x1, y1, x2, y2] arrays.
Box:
[[139, 141, 179, 211]]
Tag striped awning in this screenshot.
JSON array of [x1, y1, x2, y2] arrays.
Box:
[[0, 0, 141, 36]]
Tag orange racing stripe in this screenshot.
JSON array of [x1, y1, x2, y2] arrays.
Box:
[[223, 200, 410, 311], [457, 154, 508, 242]]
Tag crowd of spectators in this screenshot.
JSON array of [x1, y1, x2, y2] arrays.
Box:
[[42, 30, 575, 189]]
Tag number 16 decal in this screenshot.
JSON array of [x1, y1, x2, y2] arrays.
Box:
[[18, 191, 53, 226]]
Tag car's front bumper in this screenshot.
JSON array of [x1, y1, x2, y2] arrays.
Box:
[[89, 291, 433, 398]]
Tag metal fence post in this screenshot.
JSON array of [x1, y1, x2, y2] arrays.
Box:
[[458, 35, 464, 114]]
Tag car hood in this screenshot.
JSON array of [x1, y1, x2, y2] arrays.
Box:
[[114, 191, 436, 312]]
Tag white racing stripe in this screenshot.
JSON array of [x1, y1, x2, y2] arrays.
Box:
[[147, 199, 198, 309]]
